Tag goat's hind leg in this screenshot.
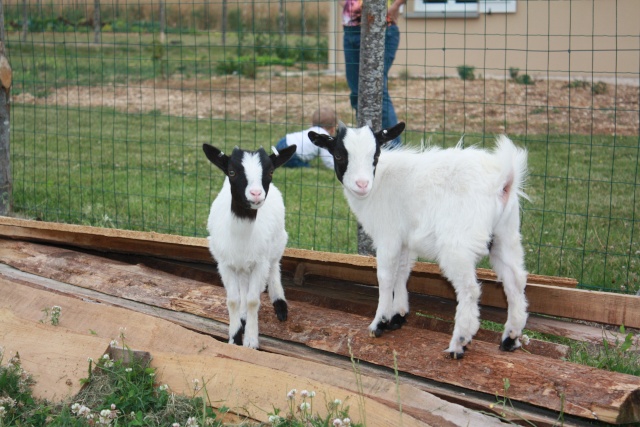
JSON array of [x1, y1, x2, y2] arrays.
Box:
[[267, 260, 288, 321], [439, 253, 482, 359], [490, 229, 528, 352]]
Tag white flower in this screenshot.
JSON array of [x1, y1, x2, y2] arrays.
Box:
[[78, 405, 92, 417], [102, 354, 110, 360], [268, 414, 281, 423], [0, 406, 6, 419], [158, 384, 169, 391], [333, 419, 344, 427], [309, 391, 316, 398], [333, 399, 342, 406], [71, 403, 81, 414], [185, 417, 199, 427], [104, 360, 114, 368], [300, 402, 311, 411], [343, 417, 352, 426], [300, 389, 309, 398], [87, 357, 94, 363], [521, 334, 531, 346], [148, 372, 155, 377], [172, 423, 181, 427], [287, 388, 297, 399], [110, 340, 118, 347], [125, 368, 132, 373]]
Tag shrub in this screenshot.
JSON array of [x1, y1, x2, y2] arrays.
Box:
[[457, 65, 475, 81]]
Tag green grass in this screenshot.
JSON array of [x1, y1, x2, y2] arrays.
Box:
[[6, 30, 327, 93], [9, 104, 640, 293]]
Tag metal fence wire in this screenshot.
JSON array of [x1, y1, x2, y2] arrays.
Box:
[[1, 0, 639, 293]]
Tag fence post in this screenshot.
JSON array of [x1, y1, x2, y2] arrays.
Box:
[[221, 0, 227, 45], [93, 0, 101, 44], [159, 0, 165, 43], [21, 0, 27, 41], [0, 38, 12, 216], [355, 0, 386, 255]]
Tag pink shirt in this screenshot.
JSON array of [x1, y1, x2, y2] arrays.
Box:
[[343, 0, 397, 27]]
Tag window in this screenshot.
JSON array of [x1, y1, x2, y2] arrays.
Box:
[[412, 0, 516, 17]]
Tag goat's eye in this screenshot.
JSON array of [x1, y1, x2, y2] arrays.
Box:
[[269, 168, 274, 177], [335, 154, 342, 161], [228, 169, 236, 177]]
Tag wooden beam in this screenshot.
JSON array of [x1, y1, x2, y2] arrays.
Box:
[[3, 218, 640, 332], [0, 277, 509, 427], [1, 239, 638, 424]]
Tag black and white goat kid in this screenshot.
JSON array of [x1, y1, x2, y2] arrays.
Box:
[[309, 122, 529, 359], [203, 143, 296, 349]]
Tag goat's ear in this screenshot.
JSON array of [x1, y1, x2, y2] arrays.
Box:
[[202, 143, 229, 174], [374, 122, 406, 145], [270, 144, 297, 169], [308, 131, 335, 151]]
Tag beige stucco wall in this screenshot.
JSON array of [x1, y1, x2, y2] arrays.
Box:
[[334, 0, 640, 84]]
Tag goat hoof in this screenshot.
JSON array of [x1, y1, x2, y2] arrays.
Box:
[[273, 299, 288, 321], [373, 328, 384, 338], [387, 313, 407, 330], [500, 336, 518, 352], [449, 351, 465, 360], [231, 330, 243, 345]]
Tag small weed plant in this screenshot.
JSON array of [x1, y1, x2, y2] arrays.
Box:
[[457, 65, 476, 81], [569, 325, 640, 375], [0, 333, 362, 426], [40, 305, 62, 326], [268, 389, 359, 427]]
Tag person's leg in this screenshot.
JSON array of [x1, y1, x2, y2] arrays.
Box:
[[275, 137, 309, 168], [383, 25, 401, 147], [343, 26, 361, 112]]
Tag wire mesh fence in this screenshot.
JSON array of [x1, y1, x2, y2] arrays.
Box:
[[2, 0, 639, 293]]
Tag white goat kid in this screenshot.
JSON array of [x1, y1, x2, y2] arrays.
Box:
[[308, 122, 529, 359], [203, 143, 296, 349]]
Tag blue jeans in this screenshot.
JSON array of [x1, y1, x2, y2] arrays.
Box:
[[344, 24, 401, 146], [275, 137, 310, 168]]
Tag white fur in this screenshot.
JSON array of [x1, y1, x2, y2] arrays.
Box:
[[341, 128, 529, 356], [207, 154, 288, 349]]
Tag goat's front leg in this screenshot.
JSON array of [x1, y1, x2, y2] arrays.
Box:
[[218, 265, 245, 345], [439, 253, 481, 359], [369, 246, 400, 337], [266, 259, 288, 321], [388, 246, 413, 331], [243, 262, 269, 349]]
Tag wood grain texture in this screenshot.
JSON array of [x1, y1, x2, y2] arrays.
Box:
[[0, 277, 508, 427], [1, 238, 638, 424]]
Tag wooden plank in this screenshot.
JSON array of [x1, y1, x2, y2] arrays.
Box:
[[0, 278, 508, 427], [0, 264, 585, 427], [1, 239, 638, 424], [3, 218, 640, 331]]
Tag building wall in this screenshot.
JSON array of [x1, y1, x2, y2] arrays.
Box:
[[334, 0, 640, 84]]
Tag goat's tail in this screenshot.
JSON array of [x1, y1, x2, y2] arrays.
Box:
[[494, 135, 529, 204]]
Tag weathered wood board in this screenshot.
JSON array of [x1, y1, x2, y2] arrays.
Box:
[[2, 217, 640, 330], [0, 276, 507, 427], [1, 238, 639, 424]]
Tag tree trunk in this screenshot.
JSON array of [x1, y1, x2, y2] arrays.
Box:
[[0, 45, 12, 216], [93, 0, 101, 44], [356, 0, 386, 255]]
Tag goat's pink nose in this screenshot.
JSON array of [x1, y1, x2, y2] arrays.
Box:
[[250, 189, 263, 197], [356, 180, 369, 190]]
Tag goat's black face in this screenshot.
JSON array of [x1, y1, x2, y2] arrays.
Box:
[[202, 143, 297, 218]]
